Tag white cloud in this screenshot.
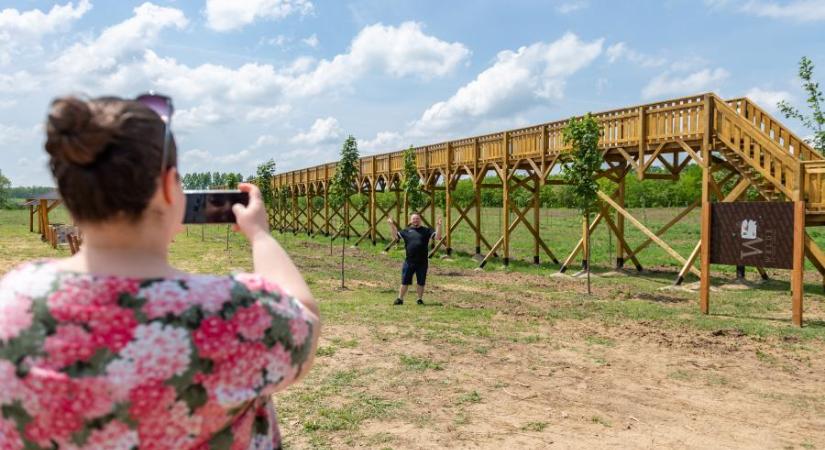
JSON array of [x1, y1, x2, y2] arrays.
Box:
[[175, 103, 224, 133], [290, 117, 343, 145], [285, 22, 470, 96], [410, 33, 603, 135], [743, 0, 825, 21], [264, 35, 290, 47], [669, 56, 710, 72], [180, 148, 255, 171], [50, 3, 187, 76], [246, 105, 292, 121], [129, 50, 287, 102], [708, 0, 825, 21], [596, 77, 608, 94], [745, 87, 792, 112], [0, 124, 41, 147], [606, 42, 666, 68], [360, 131, 405, 154], [0, 0, 91, 64], [92, 21, 465, 105], [642, 68, 729, 99], [302, 33, 319, 48], [0, 70, 40, 94], [556, 1, 588, 13], [252, 135, 279, 148], [205, 0, 314, 32]]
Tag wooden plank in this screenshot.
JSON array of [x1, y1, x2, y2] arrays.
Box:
[[676, 138, 706, 169], [598, 191, 700, 277], [627, 200, 699, 259], [675, 241, 701, 285]]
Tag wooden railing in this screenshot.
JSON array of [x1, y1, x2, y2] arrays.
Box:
[[272, 93, 824, 212], [803, 161, 825, 210], [726, 97, 822, 161], [712, 96, 798, 199]]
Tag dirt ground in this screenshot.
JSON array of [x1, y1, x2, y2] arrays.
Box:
[[291, 317, 824, 449], [277, 248, 825, 450]]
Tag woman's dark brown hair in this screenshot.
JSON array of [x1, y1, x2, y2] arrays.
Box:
[[44, 96, 177, 223]]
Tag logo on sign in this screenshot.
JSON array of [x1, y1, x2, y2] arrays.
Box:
[[739, 218, 777, 263], [740, 219, 763, 258]]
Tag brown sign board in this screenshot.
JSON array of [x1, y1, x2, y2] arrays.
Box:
[[710, 202, 794, 269]]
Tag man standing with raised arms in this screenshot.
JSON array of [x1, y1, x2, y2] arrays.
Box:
[[388, 213, 441, 305]]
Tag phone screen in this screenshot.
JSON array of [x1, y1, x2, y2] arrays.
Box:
[[183, 190, 249, 224]]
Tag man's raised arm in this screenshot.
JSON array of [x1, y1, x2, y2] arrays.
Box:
[[388, 218, 400, 239]]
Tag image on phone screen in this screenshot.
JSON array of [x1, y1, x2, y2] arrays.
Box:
[[183, 191, 249, 224]]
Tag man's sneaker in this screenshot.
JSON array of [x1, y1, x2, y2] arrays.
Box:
[[416, 298, 424, 305], [393, 298, 403, 305]]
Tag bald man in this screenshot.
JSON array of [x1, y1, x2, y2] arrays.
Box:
[[387, 213, 441, 305]]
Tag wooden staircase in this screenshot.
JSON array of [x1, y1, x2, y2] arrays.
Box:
[[713, 95, 824, 208], [712, 94, 825, 278]]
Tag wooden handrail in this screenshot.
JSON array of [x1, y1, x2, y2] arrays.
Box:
[[711, 95, 798, 199], [725, 97, 822, 161]]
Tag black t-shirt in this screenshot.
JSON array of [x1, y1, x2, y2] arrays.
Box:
[[399, 226, 434, 263]]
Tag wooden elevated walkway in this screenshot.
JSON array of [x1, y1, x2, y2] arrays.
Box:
[[273, 92, 825, 324]]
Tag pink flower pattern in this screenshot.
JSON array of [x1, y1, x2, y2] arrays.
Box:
[[0, 260, 316, 449]]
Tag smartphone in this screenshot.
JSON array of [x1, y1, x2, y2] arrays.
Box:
[[183, 190, 249, 224]]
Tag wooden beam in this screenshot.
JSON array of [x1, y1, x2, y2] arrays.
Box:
[[642, 142, 667, 172], [627, 200, 699, 259], [676, 138, 707, 169], [675, 241, 701, 285], [598, 191, 700, 277]]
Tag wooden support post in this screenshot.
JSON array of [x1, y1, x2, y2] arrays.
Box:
[[474, 141, 482, 255], [323, 187, 330, 236], [533, 175, 540, 265], [370, 180, 377, 245], [29, 205, 34, 233], [445, 143, 453, 255], [699, 93, 713, 314], [581, 215, 589, 270], [291, 190, 298, 234], [307, 191, 313, 236], [616, 169, 626, 268], [394, 181, 401, 226], [39, 199, 48, 241], [792, 200, 805, 326], [502, 132, 510, 266], [474, 180, 482, 255]]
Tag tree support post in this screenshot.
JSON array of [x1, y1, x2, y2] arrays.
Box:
[[445, 143, 453, 255], [533, 174, 541, 265], [502, 132, 511, 266], [616, 168, 626, 268]]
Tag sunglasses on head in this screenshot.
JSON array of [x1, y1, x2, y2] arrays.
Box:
[[135, 92, 174, 175]]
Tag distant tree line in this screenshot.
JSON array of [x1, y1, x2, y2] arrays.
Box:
[[181, 172, 248, 190]]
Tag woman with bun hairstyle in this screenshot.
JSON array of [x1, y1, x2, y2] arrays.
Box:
[[0, 95, 319, 449]]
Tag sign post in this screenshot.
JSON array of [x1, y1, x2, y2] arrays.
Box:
[[705, 201, 803, 326]]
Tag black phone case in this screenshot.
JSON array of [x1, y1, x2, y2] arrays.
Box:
[[183, 191, 249, 224]]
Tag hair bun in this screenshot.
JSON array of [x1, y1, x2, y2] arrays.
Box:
[[45, 97, 113, 166]]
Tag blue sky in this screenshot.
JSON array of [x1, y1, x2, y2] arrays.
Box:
[[1, 0, 824, 186]]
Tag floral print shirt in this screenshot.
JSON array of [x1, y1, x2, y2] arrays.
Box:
[[0, 260, 316, 450]]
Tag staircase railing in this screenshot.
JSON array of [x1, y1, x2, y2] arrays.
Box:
[[725, 97, 822, 161], [803, 160, 825, 211], [712, 95, 798, 199]]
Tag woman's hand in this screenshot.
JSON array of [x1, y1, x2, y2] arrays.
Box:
[[232, 183, 271, 242]]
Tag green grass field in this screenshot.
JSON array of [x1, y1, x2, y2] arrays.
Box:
[[2, 207, 824, 448]]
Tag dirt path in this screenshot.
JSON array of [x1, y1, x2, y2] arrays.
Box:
[[285, 318, 824, 449]]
